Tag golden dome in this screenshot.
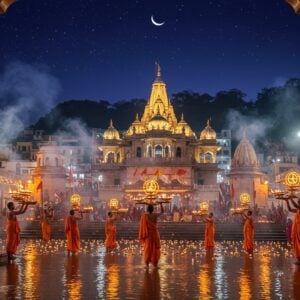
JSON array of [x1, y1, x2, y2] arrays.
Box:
[[176, 113, 194, 136], [200, 120, 216, 140], [147, 113, 171, 131], [103, 120, 121, 140], [126, 114, 145, 135]]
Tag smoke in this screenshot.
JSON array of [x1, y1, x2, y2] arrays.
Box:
[[226, 78, 300, 153], [226, 110, 272, 146], [0, 61, 61, 142]]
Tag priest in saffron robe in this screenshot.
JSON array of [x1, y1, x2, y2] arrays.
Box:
[[285, 198, 300, 264], [204, 212, 215, 251], [105, 211, 117, 250], [139, 203, 164, 268], [242, 210, 254, 254], [6, 201, 29, 261], [41, 206, 54, 243], [65, 209, 83, 255]]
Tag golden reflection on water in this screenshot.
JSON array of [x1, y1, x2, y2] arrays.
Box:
[[6, 262, 20, 299], [140, 269, 161, 300], [105, 253, 120, 299], [239, 255, 253, 300], [23, 242, 39, 299], [65, 255, 82, 300], [258, 248, 271, 299], [198, 251, 213, 300], [293, 266, 300, 300]]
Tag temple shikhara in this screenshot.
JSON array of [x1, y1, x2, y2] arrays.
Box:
[[92, 64, 223, 207]]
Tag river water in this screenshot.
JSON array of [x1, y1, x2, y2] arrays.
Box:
[[0, 240, 298, 299]]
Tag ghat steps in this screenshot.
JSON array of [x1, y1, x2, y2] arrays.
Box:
[[0, 221, 287, 241]]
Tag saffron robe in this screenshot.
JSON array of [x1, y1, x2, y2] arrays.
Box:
[[41, 220, 51, 242], [243, 217, 254, 252], [292, 209, 300, 258], [105, 219, 117, 248], [65, 216, 80, 252], [139, 214, 160, 266], [204, 219, 215, 250], [6, 219, 21, 254]]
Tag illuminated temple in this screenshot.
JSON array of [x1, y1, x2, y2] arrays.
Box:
[[92, 65, 222, 207]]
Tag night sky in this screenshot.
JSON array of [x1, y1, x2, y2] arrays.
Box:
[[1, 0, 300, 104]]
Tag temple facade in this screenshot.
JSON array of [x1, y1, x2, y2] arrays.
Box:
[[229, 133, 268, 208], [92, 65, 222, 207]]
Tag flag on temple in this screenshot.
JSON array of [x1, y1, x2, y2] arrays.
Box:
[[36, 181, 43, 191], [176, 169, 186, 176], [230, 183, 235, 199], [253, 180, 256, 200]]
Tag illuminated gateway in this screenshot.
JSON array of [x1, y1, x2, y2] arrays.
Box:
[[92, 65, 222, 207]]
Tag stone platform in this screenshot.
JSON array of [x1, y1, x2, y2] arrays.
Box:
[[0, 221, 287, 241]]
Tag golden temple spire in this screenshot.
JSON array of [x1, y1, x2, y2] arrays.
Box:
[[109, 119, 114, 127], [135, 113, 139, 121], [181, 113, 184, 121], [155, 62, 162, 81]]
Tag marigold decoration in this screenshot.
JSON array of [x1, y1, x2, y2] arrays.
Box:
[[240, 192, 250, 206]]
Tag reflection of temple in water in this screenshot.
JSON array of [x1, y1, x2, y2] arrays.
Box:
[[92, 65, 221, 207]]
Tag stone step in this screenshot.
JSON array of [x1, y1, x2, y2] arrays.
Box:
[[0, 221, 287, 241]]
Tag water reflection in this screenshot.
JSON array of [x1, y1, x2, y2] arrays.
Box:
[[198, 251, 214, 299], [23, 241, 40, 299], [239, 255, 253, 300], [64, 255, 82, 300], [293, 266, 300, 299], [6, 262, 20, 299], [105, 253, 120, 299], [0, 240, 298, 299], [139, 269, 161, 299]]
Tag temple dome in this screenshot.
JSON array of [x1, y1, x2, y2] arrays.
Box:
[[175, 113, 194, 136], [103, 120, 121, 140], [200, 120, 216, 140], [231, 133, 260, 170], [126, 114, 145, 135], [147, 113, 171, 130]]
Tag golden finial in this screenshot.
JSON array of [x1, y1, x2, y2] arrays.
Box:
[[181, 113, 185, 121], [109, 119, 113, 127], [135, 113, 139, 121], [155, 62, 161, 79]]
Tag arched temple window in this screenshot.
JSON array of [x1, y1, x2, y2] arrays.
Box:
[[155, 145, 163, 158], [107, 152, 115, 163], [205, 152, 213, 163], [176, 147, 182, 158], [136, 147, 142, 158]]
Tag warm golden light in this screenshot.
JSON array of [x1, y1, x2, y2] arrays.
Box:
[[109, 198, 119, 210], [70, 194, 81, 209], [240, 193, 250, 206], [143, 178, 160, 196], [284, 171, 300, 187]]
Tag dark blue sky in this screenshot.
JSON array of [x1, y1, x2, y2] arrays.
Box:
[[1, 0, 300, 103]]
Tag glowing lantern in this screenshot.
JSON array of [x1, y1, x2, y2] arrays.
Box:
[[70, 194, 81, 209], [200, 201, 209, 211], [240, 193, 250, 206], [284, 171, 300, 187], [143, 178, 160, 195], [109, 198, 119, 210]]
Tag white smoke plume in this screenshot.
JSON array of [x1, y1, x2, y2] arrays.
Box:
[[0, 61, 61, 142]]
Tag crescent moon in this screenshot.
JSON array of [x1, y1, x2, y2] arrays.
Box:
[[151, 15, 165, 26]]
